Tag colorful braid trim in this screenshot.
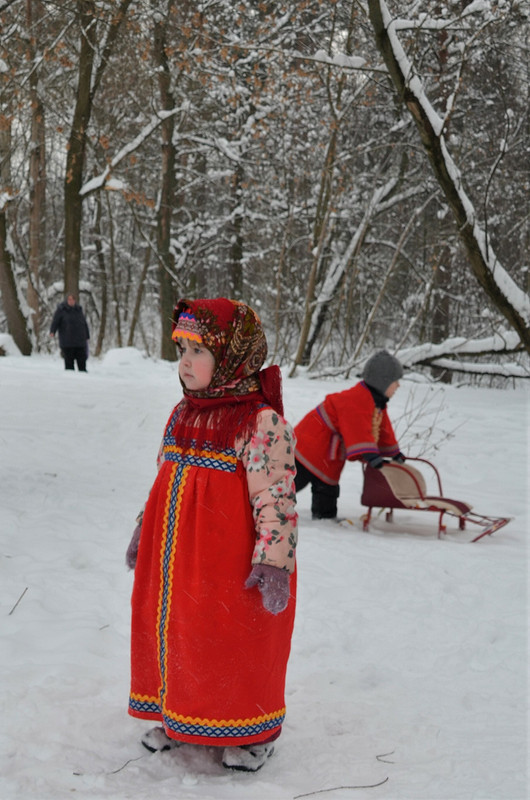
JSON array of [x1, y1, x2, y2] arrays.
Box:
[[129, 693, 286, 739], [162, 444, 237, 471], [156, 461, 187, 709]]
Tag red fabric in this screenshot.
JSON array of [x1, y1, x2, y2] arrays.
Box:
[[294, 382, 400, 484], [129, 410, 296, 746], [171, 396, 267, 452], [258, 364, 284, 417]]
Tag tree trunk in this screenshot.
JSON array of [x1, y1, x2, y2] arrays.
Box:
[[26, 0, 46, 344], [228, 164, 244, 299], [106, 192, 122, 347], [64, 0, 133, 298], [0, 210, 33, 355], [0, 105, 32, 354], [153, 2, 178, 361], [64, 0, 96, 298], [128, 244, 151, 347], [92, 189, 108, 357]]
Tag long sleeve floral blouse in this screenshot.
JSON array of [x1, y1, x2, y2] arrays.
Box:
[[236, 407, 298, 574]]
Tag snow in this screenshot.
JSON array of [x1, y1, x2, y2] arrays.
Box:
[[312, 50, 367, 70], [0, 351, 527, 800], [0, 334, 22, 357]]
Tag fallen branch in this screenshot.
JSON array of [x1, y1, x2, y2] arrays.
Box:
[[72, 754, 148, 777], [412, 357, 529, 378], [294, 777, 389, 798], [376, 750, 396, 763], [8, 587, 28, 616], [107, 755, 148, 775]]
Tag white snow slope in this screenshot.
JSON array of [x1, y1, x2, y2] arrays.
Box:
[[0, 350, 527, 800]]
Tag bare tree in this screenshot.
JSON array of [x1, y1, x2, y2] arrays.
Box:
[[64, 0, 134, 298], [367, 0, 530, 353]]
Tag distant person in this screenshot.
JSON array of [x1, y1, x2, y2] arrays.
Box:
[[294, 350, 405, 519], [50, 294, 90, 371]]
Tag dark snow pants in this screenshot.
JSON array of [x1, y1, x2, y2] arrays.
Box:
[[294, 459, 340, 519], [63, 346, 87, 372]]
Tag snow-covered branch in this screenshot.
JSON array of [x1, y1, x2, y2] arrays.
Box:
[[397, 331, 528, 377], [79, 109, 186, 197], [316, 330, 527, 381]]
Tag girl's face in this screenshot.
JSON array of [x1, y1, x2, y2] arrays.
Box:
[[177, 337, 215, 391], [385, 380, 400, 398]]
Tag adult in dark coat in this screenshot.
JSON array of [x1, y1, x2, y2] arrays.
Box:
[[50, 294, 90, 371]]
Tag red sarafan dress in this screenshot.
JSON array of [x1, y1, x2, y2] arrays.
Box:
[[129, 402, 297, 746]]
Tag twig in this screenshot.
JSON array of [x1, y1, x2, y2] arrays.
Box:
[[8, 587, 28, 615], [107, 755, 148, 774], [376, 750, 396, 763], [294, 777, 389, 798], [73, 754, 149, 777]]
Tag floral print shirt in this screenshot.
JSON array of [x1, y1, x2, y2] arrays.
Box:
[[236, 408, 298, 574]]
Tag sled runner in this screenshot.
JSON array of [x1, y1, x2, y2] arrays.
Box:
[[360, 457, 511, 542]]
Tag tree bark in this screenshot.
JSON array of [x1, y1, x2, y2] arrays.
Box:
[[0, 98, 32, 354], [153, 2, 178, 361], [26, 0, 46, 344], [92, 188, 108, 357], [64, 0, 96, 298], [64, 0, 134, 298], [0, 209, 33, 355]]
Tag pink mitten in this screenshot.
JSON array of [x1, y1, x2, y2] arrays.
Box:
[[126, 524, 141, 570], [245, 564, 290, 615]]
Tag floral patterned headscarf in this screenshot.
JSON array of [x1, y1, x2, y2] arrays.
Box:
[[172, 298, 268, 401], [171, 298, 283, 449]]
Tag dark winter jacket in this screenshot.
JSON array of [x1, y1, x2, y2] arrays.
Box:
[[50, 301, 90, 349]]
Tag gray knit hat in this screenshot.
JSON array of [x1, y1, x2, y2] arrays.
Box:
[[362, 350, 403, 395]]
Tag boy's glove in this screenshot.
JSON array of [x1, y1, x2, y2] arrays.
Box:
[[364, 452, 386, 469], [245, 564, 290, 615], [393, 452, 406, 463], [126, 524, 142, 571]]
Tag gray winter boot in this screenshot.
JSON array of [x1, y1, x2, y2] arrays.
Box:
[[141, 726, 182, 753], [222, 742, 274, 772]]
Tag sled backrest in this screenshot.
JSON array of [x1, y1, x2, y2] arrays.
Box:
[[381, 463, 427, 500]]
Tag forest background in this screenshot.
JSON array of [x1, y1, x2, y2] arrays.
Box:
[[0, 0, 529, 382]]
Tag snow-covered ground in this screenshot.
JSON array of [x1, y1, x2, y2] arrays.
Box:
[[1, 349, 527, 800]]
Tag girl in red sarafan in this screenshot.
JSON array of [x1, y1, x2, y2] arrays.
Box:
[[126, 298, 297, 773], [294, 350, 405, 520]]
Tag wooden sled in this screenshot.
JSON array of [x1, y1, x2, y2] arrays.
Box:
[[360, 457, 511, 542]]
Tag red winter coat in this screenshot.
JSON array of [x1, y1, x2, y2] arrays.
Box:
[[294, 381, 400, 485]]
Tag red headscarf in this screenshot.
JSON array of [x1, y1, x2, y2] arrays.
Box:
[[171, 298, 283, 450]]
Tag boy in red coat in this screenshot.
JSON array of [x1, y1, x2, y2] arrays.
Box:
[[294, 350, 405, 519]]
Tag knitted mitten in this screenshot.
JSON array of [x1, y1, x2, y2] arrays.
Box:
[[245, 564, 290, 615], [126, 524, 141, 570]]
